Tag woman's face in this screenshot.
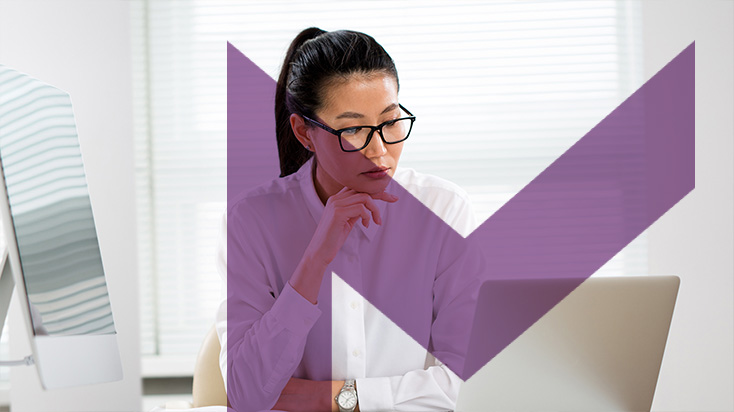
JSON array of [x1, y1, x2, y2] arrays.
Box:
[[307, 72, 404, 202]]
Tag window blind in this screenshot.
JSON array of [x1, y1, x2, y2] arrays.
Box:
[[132, 0, 645, 375]]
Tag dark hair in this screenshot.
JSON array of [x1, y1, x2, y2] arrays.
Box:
[[275, 28, 399, 177]]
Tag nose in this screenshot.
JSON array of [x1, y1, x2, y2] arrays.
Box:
[[363, 130, 387, 158]]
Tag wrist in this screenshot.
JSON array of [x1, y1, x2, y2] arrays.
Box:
[[289, 251, 330, 304], [331, 381, 343, 412], [334, 379, 359, 412], [303, 243, 333, 268]]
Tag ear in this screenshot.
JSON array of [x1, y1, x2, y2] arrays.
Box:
[[290, 113, 313, 150]]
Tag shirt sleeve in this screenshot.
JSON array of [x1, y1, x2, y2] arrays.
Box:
[[355, 359, 462, 412], [215, 207, 322, 412], [356, 186, 484, 411]]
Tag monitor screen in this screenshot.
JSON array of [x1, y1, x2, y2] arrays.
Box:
[[0, 65, 114, 337], [0, 65, 121, 390]]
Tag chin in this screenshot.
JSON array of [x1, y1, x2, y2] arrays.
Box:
[[353, 177, 391, 194]]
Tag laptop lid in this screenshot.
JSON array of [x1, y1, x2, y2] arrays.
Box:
[[456, 276, 679, 412]]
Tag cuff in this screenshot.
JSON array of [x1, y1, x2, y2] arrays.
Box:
[[269, 282, 322, 335], [355, 377, 394, 412]]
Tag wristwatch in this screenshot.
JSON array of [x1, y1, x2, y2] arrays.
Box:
[[335, 379, 358, 412]]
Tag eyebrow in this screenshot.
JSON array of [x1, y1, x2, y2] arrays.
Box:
[[335, 103, 399, 119]]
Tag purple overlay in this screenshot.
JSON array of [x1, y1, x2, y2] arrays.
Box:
[[227, 40, 694, 410]]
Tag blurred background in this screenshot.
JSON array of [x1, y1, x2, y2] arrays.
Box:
[[0, 1, 731, 411]]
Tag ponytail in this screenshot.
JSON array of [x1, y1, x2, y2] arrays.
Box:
[[275, 27, 325, 177], [274, 27, 399, 177]]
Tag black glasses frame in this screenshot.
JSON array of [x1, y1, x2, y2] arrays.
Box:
[[302, 104, 416, 152]]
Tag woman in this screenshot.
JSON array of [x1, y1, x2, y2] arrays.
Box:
[[218, 27, 483, 412]]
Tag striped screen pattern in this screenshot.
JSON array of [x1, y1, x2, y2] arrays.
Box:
[[0, 65, 115, 336]]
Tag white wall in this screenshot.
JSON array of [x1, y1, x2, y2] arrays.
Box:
[[642, 1, 734, 411], [0, 0, 141, 411]]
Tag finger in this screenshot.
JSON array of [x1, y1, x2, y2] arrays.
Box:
[[346, 216, 359, 231], [326, 186, 354, 203], [336, 193, 382, 225], [364, 197, 382, 225], [337, 186, 360, 197], [341, 204, 371, 228], [370, 191, 399, 203]]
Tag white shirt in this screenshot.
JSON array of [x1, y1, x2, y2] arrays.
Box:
[[216, 157, 480, 411]]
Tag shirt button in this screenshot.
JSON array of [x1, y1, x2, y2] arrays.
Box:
[[350, 301, 359, 309], [352, 349, 361, 357]]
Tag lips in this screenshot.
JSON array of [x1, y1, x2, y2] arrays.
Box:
[[363, 166, 389, 174], [362, 166, 390, 179]]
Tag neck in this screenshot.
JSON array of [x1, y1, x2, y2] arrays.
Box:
[[312, 160, 341, 205]]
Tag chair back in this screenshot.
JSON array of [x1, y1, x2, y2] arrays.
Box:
[[192, 325, 228, 407]]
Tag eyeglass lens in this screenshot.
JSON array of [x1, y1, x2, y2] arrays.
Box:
[[341, 118, 413, 150]]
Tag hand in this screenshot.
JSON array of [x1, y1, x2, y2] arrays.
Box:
[[289, 188, 397, 303], [306, 187, 398, 266]]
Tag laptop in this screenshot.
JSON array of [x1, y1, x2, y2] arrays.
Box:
[[455, 276, 679, 412]]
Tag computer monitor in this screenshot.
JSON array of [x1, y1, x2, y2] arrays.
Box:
[[0, 65, 122, 389]]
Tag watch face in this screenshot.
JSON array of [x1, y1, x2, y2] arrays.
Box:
[[338, 390, 357, 409]]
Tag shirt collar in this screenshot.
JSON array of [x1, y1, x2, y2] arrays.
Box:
[[296, 156, 388, 242]]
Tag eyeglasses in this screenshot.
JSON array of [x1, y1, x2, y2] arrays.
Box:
[[302, 104, 416, 152]]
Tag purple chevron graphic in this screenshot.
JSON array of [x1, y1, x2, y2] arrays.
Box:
[[227, 41, 694, 411]]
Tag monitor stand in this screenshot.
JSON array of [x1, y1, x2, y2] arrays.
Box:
[[0, 248, 13, 342], [0, 247, 34, 367]]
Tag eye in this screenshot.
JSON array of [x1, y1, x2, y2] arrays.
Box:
[[341, 127, 362, 136]]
